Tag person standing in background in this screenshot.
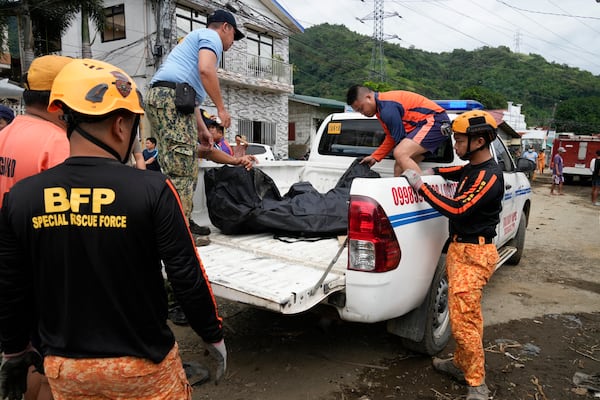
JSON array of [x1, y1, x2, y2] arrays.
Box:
[[551, 146, 566, 195], [233, 134, 248, 157], [523, 146, 538, 181], [590, 149, 600, 206], [537, 147, 546, 175]]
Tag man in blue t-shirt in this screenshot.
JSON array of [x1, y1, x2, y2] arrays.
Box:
[[145, 9, 244, 222]]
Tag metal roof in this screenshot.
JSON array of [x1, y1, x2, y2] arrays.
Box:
[[289, 94, 346, 110]]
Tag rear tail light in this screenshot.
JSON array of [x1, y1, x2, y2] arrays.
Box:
[[348, 195, 400, 272]]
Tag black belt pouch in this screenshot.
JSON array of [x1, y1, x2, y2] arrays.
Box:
[[174, 82, 196, 114]]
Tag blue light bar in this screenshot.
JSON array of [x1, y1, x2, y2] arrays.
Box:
[[434, 100, 485, 111]]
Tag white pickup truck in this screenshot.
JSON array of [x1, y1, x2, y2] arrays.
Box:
[[192, 103, 533, 355]]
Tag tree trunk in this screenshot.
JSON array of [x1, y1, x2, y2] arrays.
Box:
[[18, 4, 35, 75], [81, 6, 93, 59]]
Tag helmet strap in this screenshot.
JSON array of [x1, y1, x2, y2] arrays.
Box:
[[69, 113, 140, 164], [459, 135, 488, 161]]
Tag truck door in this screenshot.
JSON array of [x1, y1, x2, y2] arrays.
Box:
[[491, 138, 520, 246]]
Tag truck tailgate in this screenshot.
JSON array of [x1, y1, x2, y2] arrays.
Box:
[[197, 232, 347, 314]]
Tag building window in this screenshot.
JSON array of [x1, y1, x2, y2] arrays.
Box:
[[176, 5, 207, 39], [288, 122, 295, 141], [246, 30, 273, 58], [246, 30, 274, 74], [238, 120, 276, 146], [102, 4, 126, 42]]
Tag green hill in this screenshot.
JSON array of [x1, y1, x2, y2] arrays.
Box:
[[289, 24, 600, 133]]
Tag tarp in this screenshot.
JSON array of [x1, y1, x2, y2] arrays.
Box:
[[204, 159, 380, 237], [0, 79, 24, 99]]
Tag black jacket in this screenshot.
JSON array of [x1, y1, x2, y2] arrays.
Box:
[[420, 159, 504, 239], [0, 157, 222, 363]]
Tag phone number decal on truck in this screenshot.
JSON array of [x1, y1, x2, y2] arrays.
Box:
[[391, 182, 457, 206]]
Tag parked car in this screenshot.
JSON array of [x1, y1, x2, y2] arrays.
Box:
[[231, 142, 276, 162]]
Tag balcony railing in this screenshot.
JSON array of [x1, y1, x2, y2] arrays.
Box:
[[219, 49, 293, 86]]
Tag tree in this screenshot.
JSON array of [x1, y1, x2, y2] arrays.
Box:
[[0, 0, 105, 74], [459, 86, 506, 109], [554, 97, 600, 134]]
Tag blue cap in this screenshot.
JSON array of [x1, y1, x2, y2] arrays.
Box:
[[207, 9, 245, 40], [0, 105, 15, 124]]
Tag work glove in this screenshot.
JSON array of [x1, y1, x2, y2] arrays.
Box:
[[403, 169, 424, 192], [205, 339, 227, 384], [0, 346, 43, 400]]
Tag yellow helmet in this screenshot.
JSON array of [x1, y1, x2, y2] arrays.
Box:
[[451, 110, 497, 142], [48, 58, 144, 116]]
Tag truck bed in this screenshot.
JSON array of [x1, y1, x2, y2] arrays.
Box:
[[197, 230, 347, 314]]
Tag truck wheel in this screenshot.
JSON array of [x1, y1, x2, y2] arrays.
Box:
[[400, 256, 451, 355], [506, 215, 526, 265]]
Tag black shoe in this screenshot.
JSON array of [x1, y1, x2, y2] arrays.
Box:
[[193, 235, 211, 247], [183, 361, 210, 386], [168, 305, 189, 326], [189, 219, 211, 236]]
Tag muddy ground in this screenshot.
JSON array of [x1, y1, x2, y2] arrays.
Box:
[[175, 173, 600, 400]]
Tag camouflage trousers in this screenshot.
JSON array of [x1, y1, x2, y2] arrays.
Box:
[[446, 242, 498, 387], [145, 86, 199, 219]]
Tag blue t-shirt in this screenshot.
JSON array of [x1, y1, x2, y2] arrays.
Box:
[[150, 29, 223, 104], [143, 148, 161, 171]]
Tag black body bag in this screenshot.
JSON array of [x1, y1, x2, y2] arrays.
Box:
[[204, 159, 380, 237]]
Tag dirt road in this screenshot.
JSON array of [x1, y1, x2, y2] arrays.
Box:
[[177, 176, 600, 400]]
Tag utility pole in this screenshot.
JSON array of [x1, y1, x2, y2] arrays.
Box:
[[357, 0, 401, 82]]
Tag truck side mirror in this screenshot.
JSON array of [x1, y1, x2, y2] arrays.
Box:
[[516, 157, 536, 172]]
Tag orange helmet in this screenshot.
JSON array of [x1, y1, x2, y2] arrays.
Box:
[[48, 58, 144, 116], [452, 110, 497, 143]]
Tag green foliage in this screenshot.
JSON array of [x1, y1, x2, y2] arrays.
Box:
[[554, 97, 600, 134], [459, 86, 506, 109], [363, 81, 393, 93], [0, 0, 106, 55], [290, 24, 600, 133]]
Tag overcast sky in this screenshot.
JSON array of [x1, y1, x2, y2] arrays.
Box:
[[277, 0, 600, 76]]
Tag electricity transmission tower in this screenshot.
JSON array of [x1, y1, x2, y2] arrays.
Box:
[[357, 0, 401, 81]]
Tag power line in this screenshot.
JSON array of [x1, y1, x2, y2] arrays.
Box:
[[496, 0, 600, 20]]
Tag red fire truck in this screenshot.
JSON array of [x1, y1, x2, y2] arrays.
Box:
[[551, 133, 600, 182]]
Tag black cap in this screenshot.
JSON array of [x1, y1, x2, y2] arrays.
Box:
[[200, 109, 223, 129], [207, 9, 245, 41]]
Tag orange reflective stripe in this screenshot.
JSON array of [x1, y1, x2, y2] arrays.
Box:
[[164, 178, 223, 328], [411, 116, 435, 144], [422, 171, 497, 216]]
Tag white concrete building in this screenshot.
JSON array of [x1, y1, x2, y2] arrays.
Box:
[[60, 0, 303, 158]]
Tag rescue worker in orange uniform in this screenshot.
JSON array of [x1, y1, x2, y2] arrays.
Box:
[[402, 110, 504, 400], [346, 85, 450, 176]]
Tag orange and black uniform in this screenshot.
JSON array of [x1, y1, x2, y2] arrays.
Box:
[[418, 159, 503, 387], [371, 91, 449, 161], [0, 157, 222, 363]]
